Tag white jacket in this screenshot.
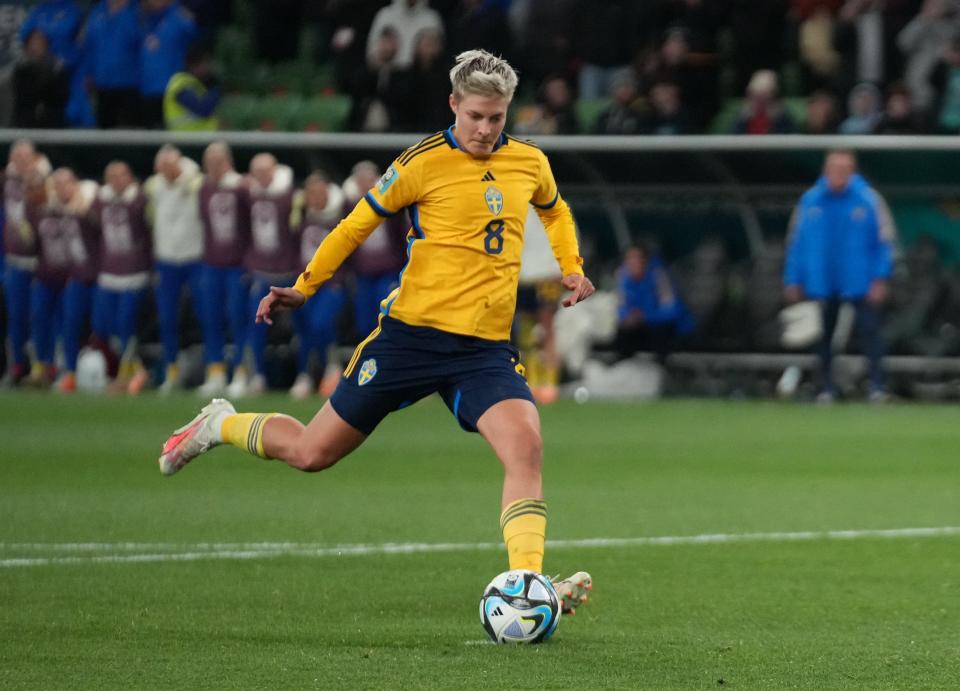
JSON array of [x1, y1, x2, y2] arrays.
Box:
[[366, 0, 444, 69], [144, 156, 203, 264]]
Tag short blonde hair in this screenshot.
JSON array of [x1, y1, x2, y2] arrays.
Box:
[[449, 49, 518, 102]]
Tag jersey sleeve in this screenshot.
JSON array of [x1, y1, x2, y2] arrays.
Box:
[[363, 156, 422, 217], [292, 196, 385, 299], [531, 151, 584, 277]]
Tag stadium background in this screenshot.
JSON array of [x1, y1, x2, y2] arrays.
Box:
[[3, 2, 960, 689]]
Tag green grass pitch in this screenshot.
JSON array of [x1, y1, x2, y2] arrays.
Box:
[[1, 393, 958, 689]]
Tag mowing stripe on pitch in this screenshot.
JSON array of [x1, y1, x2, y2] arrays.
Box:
[[1, 526, 959, 568]]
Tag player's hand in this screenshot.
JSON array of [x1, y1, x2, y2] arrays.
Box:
[[867, 279, 888, 306], [256, 286, 306, 325], [561, 273, 595, 307]]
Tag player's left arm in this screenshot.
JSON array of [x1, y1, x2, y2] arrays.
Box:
[[531, 151, 594, 307]]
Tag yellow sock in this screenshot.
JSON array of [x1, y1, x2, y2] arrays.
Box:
[[543, 363, 559, 387], [220, 413, 276, 459], [207, 362, 226, 378], [165, 363, 179, 383], [501, 498, 547, 573]]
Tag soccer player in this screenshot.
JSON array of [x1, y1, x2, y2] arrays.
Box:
[[159, 50, 596, 613]]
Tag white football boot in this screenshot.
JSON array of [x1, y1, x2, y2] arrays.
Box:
[[551, 571, 593, 615], [197, 370, 227, 397], [226, 367, 249, 398], [158, 398, 235, 476]]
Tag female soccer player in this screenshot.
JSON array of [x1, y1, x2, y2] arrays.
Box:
[[158, 50, 595, 613]]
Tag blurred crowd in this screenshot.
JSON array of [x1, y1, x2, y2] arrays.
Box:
[[0, 137, 415, 398], [8, 0, 960, 134]]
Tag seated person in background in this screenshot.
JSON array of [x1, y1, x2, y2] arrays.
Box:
[[876, 82, 926, 134], [803, 90, 840, 134], [593, 70, 644, 135], [638, 80, 690, 135], [513, 74, 579, 135], [838, 82, 883, 134], [614, 244, 694, 362], [732, 69, 795, 135], [13, 29, 69, 128]]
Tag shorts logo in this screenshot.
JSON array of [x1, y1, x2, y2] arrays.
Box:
[[376, 165, 398, 195], [358, 358, 378, 386], [484, 186, 503, 216]]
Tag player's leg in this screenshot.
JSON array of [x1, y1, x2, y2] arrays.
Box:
[[4, 264, 33, 383], [154, 262, 184, 389], [226, 268, 251, 394], [852, 298, 886, 399], [816, 297, 841, 400], [59, 280, 93, 391], [475, 397, 591, 613], [28, 279, 57, 383], [243, 275, 270, 396], [198, 264, 228, 393]]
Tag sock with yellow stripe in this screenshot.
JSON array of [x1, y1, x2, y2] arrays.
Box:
[[220, 413, 277, 459], [500, 498, 547, 573]]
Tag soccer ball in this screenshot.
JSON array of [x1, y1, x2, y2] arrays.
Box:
[[479, 569, 560, 644]]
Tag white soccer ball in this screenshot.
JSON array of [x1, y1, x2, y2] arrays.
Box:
[[75, 347, 108, 393], [479, 569, 561, 644]]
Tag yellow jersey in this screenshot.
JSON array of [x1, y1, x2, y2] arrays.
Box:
[[293, 127, 583, 341]]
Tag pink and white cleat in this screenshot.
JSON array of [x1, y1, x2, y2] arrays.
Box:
[[551, 571, 593, 615], [158, 398, 235, 476]]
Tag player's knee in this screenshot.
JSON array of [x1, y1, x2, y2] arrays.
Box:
[[510, 424, 543, 473], [293, 444, 343, 473]]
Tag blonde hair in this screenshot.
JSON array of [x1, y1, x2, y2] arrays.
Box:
[[449, 49, 518, 102]]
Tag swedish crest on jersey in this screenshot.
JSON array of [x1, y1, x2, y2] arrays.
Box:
[[358, 358, 378, 386], [484, 185, 504, 215]]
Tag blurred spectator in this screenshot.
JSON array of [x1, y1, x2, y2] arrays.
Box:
[[839, 81, 883, 133], [181, 0, 232, 42], [139, 0, 198, 129], [289, 171, 347, 399], [638, 81, 691, 135], [613, 244, 694, 363], [641, 26, 717, 132], [573, 0, 643, 100], [341, 160, 408, 340], [513, 75, 579, 136], [517, 206, 563, 404], [163, 45, 220, 131], [327, 0, 389, 92], [236, 153, 298, 397], [728, 0, 790, 94], [512, 0, 578, 87], [876, 82, 925, 133], [897, 0, 960, 115], [648, 0, 726, 54], [931, 35, 960, 132], [366, 0, 444, 70], [783, 150, 896, 401], [82, 0, 142, 128], [252, 0, 301, 63], [3, 140, 49, 386], [143, 145, 203, 393], [447, 0, 511, 62], [394, 28, 452, 132], [18, 0, 92, 127], [804, 89, 841, 133], [13, 30, 69, 128], [732, 70, 796, 134], [196, 141, 251, 396], [795, 2, 844, 90], [347, 27, 407, 132], [593, 70, 644, 135], [90, 160, 152, 393], [26, 167, 98, 389], [834, 0, 917, 89]]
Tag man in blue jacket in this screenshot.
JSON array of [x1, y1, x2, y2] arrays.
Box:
[[784, 150, 896, 401], [139, 0, 197, 128], [82, 0, 142, 128]]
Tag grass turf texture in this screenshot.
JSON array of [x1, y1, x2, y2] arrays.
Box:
[[0, 393, 958, 689]]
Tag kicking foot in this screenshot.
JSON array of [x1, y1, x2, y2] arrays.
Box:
[[552, 571, 592, 615], [158, 398, 235, 476]]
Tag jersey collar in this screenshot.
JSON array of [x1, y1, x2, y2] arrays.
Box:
[[444, 125, 509, 154]]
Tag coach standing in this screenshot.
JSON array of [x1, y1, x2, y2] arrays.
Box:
[[784, 149, 896, 402]]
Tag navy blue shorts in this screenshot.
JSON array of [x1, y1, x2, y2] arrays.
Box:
[[330, 316, 534, 435]]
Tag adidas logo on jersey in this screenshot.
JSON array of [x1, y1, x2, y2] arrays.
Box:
[[481, 171, 496, 182]]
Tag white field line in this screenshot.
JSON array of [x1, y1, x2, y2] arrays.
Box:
[[1, 526, 959, 569]]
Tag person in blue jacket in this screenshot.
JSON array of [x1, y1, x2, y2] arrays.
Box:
[[139, 0, 198, 129], [18, 0, 94, 127], [614, 244, 694, 362], [783, 149, 896, 401], [82, 0, 142, 128]]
